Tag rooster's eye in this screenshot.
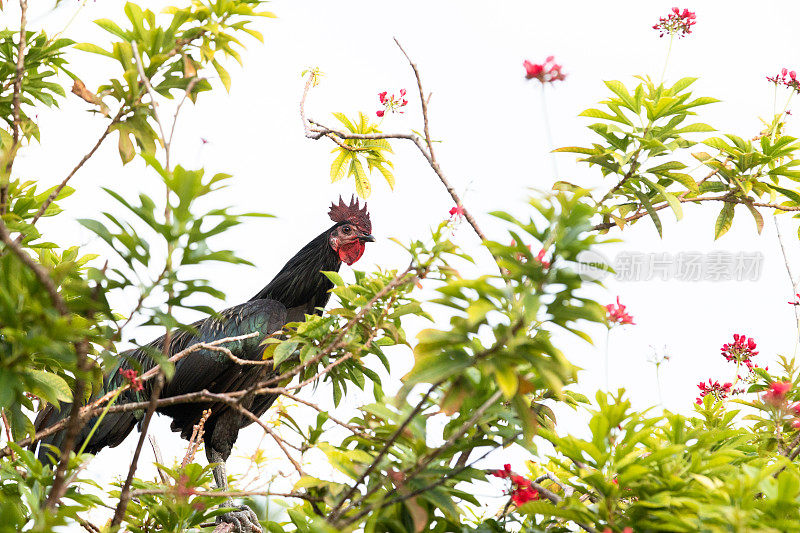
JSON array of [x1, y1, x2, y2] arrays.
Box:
[[343, 226, 351, 234]]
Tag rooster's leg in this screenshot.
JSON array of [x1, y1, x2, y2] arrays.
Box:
[[208, 436, 262, 532]]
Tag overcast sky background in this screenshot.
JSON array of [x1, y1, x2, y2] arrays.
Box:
[[7, 0, 800, 527]]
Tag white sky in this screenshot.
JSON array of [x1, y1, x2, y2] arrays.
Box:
[[7, 0, 800, 527]]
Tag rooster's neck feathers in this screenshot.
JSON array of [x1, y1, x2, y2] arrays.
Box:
[[249, 225, 341, 316]]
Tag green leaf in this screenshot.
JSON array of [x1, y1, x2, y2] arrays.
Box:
[[376, 164, 395, 190], [632, 190, 663, 237], [212, 59, 231, 92], [26, 369, 72, 405], [769, 184, 800, 204], [714, 202, 735, 239], [273, 341, 299, 366], [744, 202, 764, 234], [675, 123, 715, 133], [351, 158, 371, 198], [118, 131, 135, 164], [73, 43, 113, 58], [330, 150, 349, 182], [604, 80, 636, 111], [495, 366, 518, 398]]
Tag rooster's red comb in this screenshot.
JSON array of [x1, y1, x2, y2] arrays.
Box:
[[329, 195, 371, 233]]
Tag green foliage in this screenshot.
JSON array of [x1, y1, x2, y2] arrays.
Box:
[[0, 444, 101, 531], [0, 30, 73, 149], [120, 462, 229, 531], [329, 112, 395, 198], [75, 0, 273, 163], [4, 1, 800, 531]]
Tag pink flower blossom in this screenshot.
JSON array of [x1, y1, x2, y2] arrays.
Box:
[[696, 379, 732, 404], [763, 381, 792, 406], [652, 7, 697, 38], [121, 369, 143, 392], [605, 297, 635, 327], [449, 205, 465, 219], [720, 334, 759, 370], [523, 56, 566, 84], [376, 89, 408, 117], [767, 69, 800, 93]]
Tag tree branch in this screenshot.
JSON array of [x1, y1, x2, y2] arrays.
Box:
[[0, 213, 67, 315], [23, 107, 126, 234], [111, 374, 164, 527], [327, 380, 441, 522], [1, 0, 28, 213], [299, 39, 488, 243], [591, 193, 800, 232], [45, 340, 90, 510], [0, 333, 260, 459]]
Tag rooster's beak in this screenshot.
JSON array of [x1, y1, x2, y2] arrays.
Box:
[[359, 234, 375, 243]]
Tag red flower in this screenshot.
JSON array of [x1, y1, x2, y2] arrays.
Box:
[[523, 56, 566, 84], [605, 297, 635, 327], [377, 89, 409, 117], [720, 334, 759, 370], [767, 70, 800, 93], [510, 240, 550, 268], [486, 464, 540, 506], [763, 381, 792, 406], [652, 7, 696, 38], [449, 205, 465, 219], [696, 379, 732, 404], [489, 463, 512, 479], [511, 485, 539, 505], [535, 249, 551, 269], [121, 369, 143, 392]]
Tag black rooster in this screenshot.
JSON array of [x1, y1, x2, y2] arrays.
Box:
[[34, 196, 374, 532]]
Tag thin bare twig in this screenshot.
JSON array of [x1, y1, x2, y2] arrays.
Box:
[[334, 388, 503, 526], [775, 217, 800, 348], [130, 488, 321, 501], [181, 408, 211, 468], [327, 380, 441, 522], [23, 107, 125, 234], [299, 39, 488, 243], [167, 76, 200, 148], [342, 431, 522, 528], [77, 517, 100, 533], [277, 390, 368, 438], [111, 375, 164, 527], [148, 434, 168, 484], [131, 41, 168, 158], [531, 481, 598, 533], [0, 409, 15, 460]]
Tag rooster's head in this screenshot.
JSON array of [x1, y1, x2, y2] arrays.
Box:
[[328, 195, 374, 265]]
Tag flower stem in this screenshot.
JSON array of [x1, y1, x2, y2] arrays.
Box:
[[655, 364, 664, 407], [605, 328, 611, 391], [540, 85, 559, 179], [659, 35, 674, 86]]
